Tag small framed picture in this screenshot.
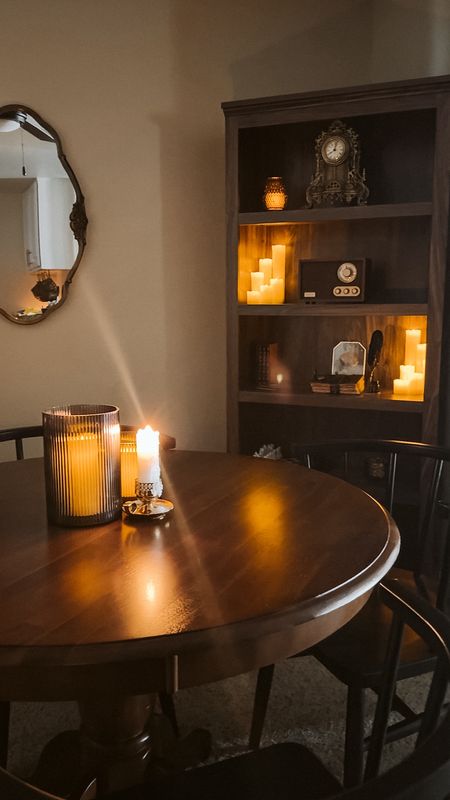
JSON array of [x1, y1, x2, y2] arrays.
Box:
[[332, 341, 366, 376]]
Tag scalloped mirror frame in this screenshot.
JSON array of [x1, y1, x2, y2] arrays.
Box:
[[0, 104, 88, 325]]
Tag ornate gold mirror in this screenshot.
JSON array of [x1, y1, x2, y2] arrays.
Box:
[[0, 105, 87, 324]]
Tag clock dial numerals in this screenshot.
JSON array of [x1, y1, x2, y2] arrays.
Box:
[[322, 136, 348, 165]]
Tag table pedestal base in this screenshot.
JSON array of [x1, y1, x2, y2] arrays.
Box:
[[30, 694, 211, 799]]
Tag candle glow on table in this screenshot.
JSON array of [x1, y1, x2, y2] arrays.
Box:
[[136, 425, 160, 484]]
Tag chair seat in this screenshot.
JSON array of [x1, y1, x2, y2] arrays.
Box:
[[314, 569, 436, 686], [109, 743, 342, 800]]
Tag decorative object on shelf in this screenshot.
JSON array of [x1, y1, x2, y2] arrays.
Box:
[[310, 373, 365, 395], [43, 404, 121, 527], [332, 340, 366, 376], [263, 176, 287, 210], [299, 258, 366, 303], [255, 342, 281, 389], [122, 425, 174, 520], [310, 340, 366, 395], [253, 443, 282, 459], [247, 245, 286, 305], [306, 120, 369, 208], [392, 329, 426, 397], [366, 329, 384, 393]]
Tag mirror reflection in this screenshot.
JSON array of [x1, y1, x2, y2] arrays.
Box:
[[0, 106, 87, 324]]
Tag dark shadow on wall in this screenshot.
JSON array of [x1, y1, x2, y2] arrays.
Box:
[[229, 0, 373, 99]]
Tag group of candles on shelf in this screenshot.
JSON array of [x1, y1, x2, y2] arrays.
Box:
[[392, 329, 427, 397], [247, 244, 286, 305]]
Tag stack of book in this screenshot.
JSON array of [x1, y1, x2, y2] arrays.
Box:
[[310, 374, 365, 395]]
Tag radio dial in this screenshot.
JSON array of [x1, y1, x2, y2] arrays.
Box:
[[337, 262, 358, 283]]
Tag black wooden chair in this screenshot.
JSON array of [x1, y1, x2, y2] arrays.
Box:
[[2, 580, 450, 800], [248, 439, 450, 788], [0, 425, 178, 768]]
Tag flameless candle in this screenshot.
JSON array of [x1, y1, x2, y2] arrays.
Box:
[[409, 372, 424, 396], [259, 258, 272, 285], [416, 343, 427, 374], [393, 378, 411, 396], [269, 277, 285, 303], [272, 245, 286, 281], [260, 284, 275, 304], [251, 271, 265, 292], [404, 329, 421, 367], [136, 425, 160, 483], [399, 364, 415, 381], [247, 290, 262, 304]]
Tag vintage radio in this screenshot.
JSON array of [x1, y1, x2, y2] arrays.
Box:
[[299, 258, 367, 303]]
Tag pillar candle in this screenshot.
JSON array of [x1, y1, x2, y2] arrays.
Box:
[[409, 372, 424, 396], [251, 271, 265, 292], [247, 290, 262, 304], [270, 277, 285, 303], [260, 284, 275, 304], [393, 378, 410, 396], [136, 425, 160, 483], [271, 245, 286, 281], [399, 364, 415, 381], [404, 329, 421, 367], [259, 258, 272, 285], [416, 343, 427, 374]]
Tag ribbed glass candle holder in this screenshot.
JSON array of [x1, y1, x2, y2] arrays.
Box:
[[43, 404, 121, 527]]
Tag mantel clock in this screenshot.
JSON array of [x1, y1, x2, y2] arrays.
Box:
[[306, 120, 369, 208]]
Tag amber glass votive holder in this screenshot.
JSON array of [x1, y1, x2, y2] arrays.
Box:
[[43, 404, 121, 527]]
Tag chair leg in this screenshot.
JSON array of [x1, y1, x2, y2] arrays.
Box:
[[158, 691, 179, 738], [343, 686, 365, 788], [0, 701, 10, 767], [249, 664, 275, 750]]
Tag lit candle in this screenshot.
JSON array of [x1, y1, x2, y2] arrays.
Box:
[[251, 271, 265, 292], [259, 258, 272, 285], [260, 284, 275, 304], [416, 343, 427, 374], [247, 290, 262, 304], [399, 364, 415, 381], [68, 433, 102, 516], [136, 425, 160, 483], [271, 245, 286, 281], [270, 277, 285, 303], [404, 329, 421, 367], [393, 378, 411, 396], [409, 372, 424, 396]]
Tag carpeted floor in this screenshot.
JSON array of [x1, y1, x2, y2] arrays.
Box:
[[9, 655, 429, 785]]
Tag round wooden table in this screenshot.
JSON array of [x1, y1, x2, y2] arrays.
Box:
[[0, 451, 399, 795]]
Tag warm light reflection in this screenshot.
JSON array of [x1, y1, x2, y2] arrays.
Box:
[[146, 580, 156, 602]]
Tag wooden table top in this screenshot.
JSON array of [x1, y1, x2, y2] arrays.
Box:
[[0, 451, 399, 698]]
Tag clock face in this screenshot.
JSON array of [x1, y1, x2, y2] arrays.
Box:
[[321, 136, 349, 165], [337, 262, 358, 283]]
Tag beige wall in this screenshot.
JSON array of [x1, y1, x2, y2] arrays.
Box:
[[0, 0, 449, 453]]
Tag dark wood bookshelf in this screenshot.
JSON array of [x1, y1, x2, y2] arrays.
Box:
[[223, 75, 450, 454], [238, 303, 428, 317], [238, 202, 433, 226], [239, 390, 423, 413]]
